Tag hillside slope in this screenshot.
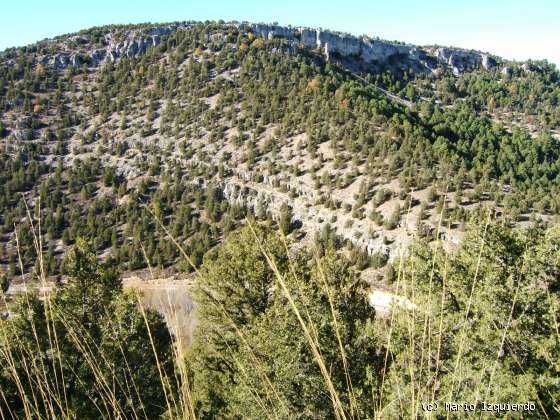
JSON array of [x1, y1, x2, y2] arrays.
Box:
[[0, 21, 559, 285]]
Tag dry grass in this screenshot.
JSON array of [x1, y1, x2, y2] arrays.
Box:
[[1, 199, 557, 419], [123, 275, 197, 349]]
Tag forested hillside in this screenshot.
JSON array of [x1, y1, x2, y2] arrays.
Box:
[[0, 21, 559, 283], [0, 21, 559, 419]]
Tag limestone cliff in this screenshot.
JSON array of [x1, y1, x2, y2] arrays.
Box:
[[27, 21, 503, 76]]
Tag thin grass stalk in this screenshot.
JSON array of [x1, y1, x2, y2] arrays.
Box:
[[312, 248, 359, 420], [248, 221, 348, 420], [138, 243, 182, 419], [447, 210, 491, 400], [24, 197, 70, 418], [13, 224, 54, 418]]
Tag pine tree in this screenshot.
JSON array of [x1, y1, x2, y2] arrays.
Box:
[[0, 240, 174, 418], [278, 202, 293, 235], [0, 272, 9, 293], [188, 226, 383, 418]]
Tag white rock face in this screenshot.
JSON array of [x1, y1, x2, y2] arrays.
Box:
[[101, 24, 188, 63], [300, 28, 318, 48], [37, 23, 192, 68], [317, 30, 362, 56], [432, 47, 485, 73], [35, 22, 499, 76], [369, 290, 416, 318], [482, 54, 496, 69], [351, 236, 390, 258], [251, 23, 293, 40], [248, 24, 494, 74], [219, 176, 394, 259]]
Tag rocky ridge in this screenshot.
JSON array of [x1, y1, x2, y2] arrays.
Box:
[[26, 21, 500, 75], [36, 23, 194, 69], [250, 23, 498, 75]]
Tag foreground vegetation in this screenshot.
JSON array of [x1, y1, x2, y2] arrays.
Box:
[[1, 219, 558, 418]]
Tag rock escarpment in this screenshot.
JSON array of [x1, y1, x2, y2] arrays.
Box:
[[220, 177, 392, 261], [37, 23, 193, 69], [249, 23, 497, 74], [30, 21, 501, 75]]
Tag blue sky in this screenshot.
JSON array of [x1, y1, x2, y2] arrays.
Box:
[[2, 0, 559, 66]]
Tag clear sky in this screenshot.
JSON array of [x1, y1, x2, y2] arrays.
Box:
[[1, 0, 558, 66]]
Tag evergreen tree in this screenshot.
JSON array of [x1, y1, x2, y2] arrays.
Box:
[[188, 225, 383, 419], [0, 240, 174, 419], [278, 202, 293, 235]]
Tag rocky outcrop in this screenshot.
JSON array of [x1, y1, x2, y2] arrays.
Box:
[[220, 177, 392, 259], [369, 290, 416, 318], [521, 62, 543, 73], [33, 21, 499, 76], [39, 53, 83, 69], [501, 66, 513, 76], [250, 23, 497, 74], [36, 23, 192, 69], [482, 54, 497, 70]]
